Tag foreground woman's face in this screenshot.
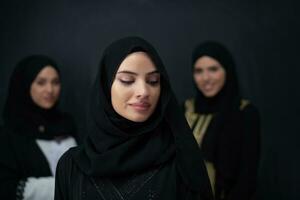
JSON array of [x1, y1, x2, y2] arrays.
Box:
[[111, 52, 161, 122], [30, 66, 61, 109], [193, 56, 226, 98]]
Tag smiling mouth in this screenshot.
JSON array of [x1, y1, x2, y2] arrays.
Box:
[[130, 103, 151, 111], [43, 97, 56, 102], [202, 84, 214, 91]]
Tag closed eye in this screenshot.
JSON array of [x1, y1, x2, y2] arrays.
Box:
[[208, 66, 219, 72], [52, 78, 61, 85], [119, 79, 134, 85], [194, 68, 203, 74], [36, 79, 46, 86], [147, 74, 160, 86], [147, 80, 160, 86]]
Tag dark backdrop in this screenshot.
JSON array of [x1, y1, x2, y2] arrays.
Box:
[[0, 0, 299, 199]]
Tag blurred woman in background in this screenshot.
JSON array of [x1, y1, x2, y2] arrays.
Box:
[[184, 41, 260, 200], [0, 55, 77, 200]]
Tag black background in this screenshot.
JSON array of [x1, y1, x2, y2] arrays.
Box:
[[0, 0, 299, 199]]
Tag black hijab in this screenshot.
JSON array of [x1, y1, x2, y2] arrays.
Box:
[[3, 55, 75, 140], [72, 36, 212, 199], [192, 41, 241, 114]]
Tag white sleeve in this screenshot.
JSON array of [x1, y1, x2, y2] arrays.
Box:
[[22, 177, 54, 200]]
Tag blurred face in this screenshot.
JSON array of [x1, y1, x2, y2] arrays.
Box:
[[30, 66, 61, 109], [111, 52, 161, 122], [193, 56, 226, 97]]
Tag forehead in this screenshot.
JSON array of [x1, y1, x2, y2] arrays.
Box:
[[36, 66, 59, 78], [117, 52, 157, 72], [194, 56, 223, 68]]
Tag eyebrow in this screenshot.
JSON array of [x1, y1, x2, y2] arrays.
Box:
[[34, 77, 60, 83], [117, 70, 160, 75]]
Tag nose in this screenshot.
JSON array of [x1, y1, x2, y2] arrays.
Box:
[[45, 83, 54, 93], [202, 71, 210, 81], [136, 82, 149, 99]]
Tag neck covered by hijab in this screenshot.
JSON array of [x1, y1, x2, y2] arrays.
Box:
[[3, 55, 75, 140], [192, 41, 241, 113], [72, 36, 212, 197]]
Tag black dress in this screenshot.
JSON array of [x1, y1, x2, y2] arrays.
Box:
[[185, 98, 260, 200], [55, 147, 204, 200]]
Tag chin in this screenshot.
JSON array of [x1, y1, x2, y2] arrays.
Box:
[[202, 91, 218, 98], [127, 114, 151, 123], [39, 103, 55, 110], [130, 117, 148, 123]]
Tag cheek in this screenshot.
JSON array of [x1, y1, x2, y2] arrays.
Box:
[[193, 74, 198, 83], [30, 86, 41, 99], [54, 86, 61, 96], [216, 72, 226, 87], [111, 85, 132, 107], [193, 74, 204, 86], [30, 87, 43, 106], [150, 87, 161, 105], [155, 88, 161, 100]]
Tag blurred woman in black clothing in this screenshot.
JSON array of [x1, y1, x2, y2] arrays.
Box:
[[184, 41, 260, 200], [0, 55, 77, 200]]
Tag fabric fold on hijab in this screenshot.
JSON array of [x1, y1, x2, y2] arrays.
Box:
[[3, 55, 75, 140], [72, 36, 212, 198]]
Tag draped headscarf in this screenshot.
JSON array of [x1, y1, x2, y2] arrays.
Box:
[[3, 55, 75, 139], [72, 36, 212, 199], [192, 41, 241, 114]]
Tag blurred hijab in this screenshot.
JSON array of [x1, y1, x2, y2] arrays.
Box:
[[3, 55, 75, 139], [192, 41, 241, 114]]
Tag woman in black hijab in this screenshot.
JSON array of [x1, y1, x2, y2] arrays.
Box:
[[0, 55, 77, 200], [184, 41, 260, 200], [54, 36, 213, 200]]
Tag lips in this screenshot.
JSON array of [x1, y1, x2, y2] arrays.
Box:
[[202, 83, 214, 91], [43, 96, 56, 102], [130, 102, 151, 111]]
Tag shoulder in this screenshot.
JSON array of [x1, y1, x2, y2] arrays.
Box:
[[55, 146, 83, 200], [0, 125, 33, 152], [0, 126, 20, 151], [240, 100, 260, 117], [57, 146, 78, 171], [184, 98, 195, 112], [184, 98, 195, 107], [239, 100, 261, 133], [55, 146, 83, 190], [56, 146, 84, 183]]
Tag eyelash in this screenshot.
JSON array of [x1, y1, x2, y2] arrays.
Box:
[[119, 80, 134, 85], [147, 80, 159, 86], [119, 79, 160, 86], [209, 67, 218, 72], [37, 81, 46, 85]]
